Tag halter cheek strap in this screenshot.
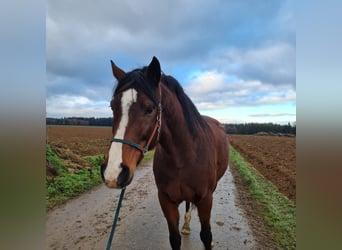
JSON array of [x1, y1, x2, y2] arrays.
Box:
[[111, 138, 148, 154], [110, 113, 160, 155], [111, 84, 162, 155]]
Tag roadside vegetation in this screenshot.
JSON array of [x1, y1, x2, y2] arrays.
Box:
[[46, 144, 103, 210], [230, 146, 296, 249], [46, 144, 154, 210]]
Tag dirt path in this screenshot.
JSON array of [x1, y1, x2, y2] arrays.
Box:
[[46, 161, 256, 250]]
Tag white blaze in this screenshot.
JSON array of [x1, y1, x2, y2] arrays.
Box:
[[104, 89, 137, 182]]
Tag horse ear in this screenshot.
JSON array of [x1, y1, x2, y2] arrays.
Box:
[[111, 60, 125, 80], [147, 56, 161, 87]]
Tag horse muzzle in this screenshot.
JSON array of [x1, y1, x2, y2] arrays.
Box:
[[101, 163, 133, 189]]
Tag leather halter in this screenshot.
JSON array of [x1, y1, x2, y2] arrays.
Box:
[[111, 85, 162, 155]]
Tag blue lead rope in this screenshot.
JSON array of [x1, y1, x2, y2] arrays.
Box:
[[106, 187, 126, 250]]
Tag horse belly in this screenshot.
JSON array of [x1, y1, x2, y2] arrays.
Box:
[[204, 116, 229, 182]]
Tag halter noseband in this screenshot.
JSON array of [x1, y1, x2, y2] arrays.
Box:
[[110, 85, 162, 155]]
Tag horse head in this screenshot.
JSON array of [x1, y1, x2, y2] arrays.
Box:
[[101, 57, 162, 189]]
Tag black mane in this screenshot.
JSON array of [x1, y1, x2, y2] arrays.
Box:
[[161, 74, 208, 137], [113, 67, 207, 137]]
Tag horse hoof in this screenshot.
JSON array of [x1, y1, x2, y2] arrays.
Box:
[[181, 226, 190, 235]]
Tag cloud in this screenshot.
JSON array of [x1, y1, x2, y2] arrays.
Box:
[[186, 71, 227, 95], [46, 0, 292, 78], [249, 113, 296, 117], [46, 94, 111, 118], [209, 42, 295, 87], [46, 0, 295, 121], [185, 71, 295, 110]]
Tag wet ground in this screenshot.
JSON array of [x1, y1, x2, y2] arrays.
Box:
[[46, 161, 256, 249]]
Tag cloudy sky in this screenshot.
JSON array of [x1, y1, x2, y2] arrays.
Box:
[[46, 0, 295, 124]]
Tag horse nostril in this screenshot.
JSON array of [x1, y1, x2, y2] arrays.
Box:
[[100, 163, 106, 182], [117, 164, 130, 188]]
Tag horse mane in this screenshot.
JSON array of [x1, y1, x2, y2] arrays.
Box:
[[113, 67, 208, 138], [161, 74, 208, 138]]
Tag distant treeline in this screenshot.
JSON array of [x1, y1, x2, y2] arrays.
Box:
[[223, 122, 296, 135], [46, 117, 113, 126], [46, 117, 296, 135]]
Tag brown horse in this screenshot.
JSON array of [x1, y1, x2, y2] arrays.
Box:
[[101, 57, 229, 250]]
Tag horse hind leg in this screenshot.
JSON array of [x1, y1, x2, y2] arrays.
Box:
[[181, 201, 191, 235]]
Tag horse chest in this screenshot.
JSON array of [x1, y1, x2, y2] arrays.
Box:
[[154, 168, 206, 203]]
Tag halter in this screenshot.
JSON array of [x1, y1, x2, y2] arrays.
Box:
[[111, 84, 162, 155]]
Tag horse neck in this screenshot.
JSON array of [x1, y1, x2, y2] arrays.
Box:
[[158, 84, 200, 152]]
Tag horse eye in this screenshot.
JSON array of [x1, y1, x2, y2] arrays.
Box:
[[144, 106, 154, 115]]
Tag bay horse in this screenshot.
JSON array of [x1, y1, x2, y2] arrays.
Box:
[[101, 57, 229, 250]]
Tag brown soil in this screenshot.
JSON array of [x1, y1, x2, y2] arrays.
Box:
[[46, 125, 112, 171], [228, 134, 296, 203], [46, 125, 112, 156]]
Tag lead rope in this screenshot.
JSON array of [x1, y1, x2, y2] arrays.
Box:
[[106, 187, 126, 250]]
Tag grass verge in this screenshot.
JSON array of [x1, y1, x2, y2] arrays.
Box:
[[141, 150, 154, 163], [46, 146, 154, 210], [230, 146, 296, 249], [46, 145, 103, 210]]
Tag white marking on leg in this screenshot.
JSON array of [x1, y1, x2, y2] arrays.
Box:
[[181, 209, 192, 235], [104, 89, 137, 184]]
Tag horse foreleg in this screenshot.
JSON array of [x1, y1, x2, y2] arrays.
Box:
[[197, 193, 214, 250], [181, 201, 191, 235], [158, 191, 181, 250]]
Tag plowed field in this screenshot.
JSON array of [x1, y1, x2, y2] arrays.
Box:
[[46, 125, 112, 172], [46, 125, 112, 156], [229, 134, 296, 203]]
